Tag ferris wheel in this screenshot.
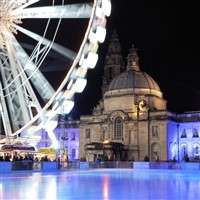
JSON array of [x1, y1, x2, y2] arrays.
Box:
[[0, 0, 111, 147]]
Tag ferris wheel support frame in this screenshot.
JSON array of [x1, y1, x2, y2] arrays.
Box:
[[0, 0, 111, 148]]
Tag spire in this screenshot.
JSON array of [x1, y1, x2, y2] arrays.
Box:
[[126, 45, 140, 71], [109, 29, 118, 44], [102, 29, 125, 96]]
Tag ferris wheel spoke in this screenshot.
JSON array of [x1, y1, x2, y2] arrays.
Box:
[[10, 36, 55, 101], [13, 3, 93, 19], [1, 37, 38, 133], [0, 0, 112, 144], [15, 24, 76, 61]]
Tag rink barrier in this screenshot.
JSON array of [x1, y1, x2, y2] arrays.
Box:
[[1, 161, 200, 172]]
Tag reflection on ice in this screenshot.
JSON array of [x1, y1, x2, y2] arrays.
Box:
[[1, 169, 200, 200]]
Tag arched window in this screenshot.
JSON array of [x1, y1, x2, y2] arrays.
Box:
[[193, 128, 199, 138], [114, 117, 123, 138], [181, 129, 187, 138], [152, 143, 160, 161]]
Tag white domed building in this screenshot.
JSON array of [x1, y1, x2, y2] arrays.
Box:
[[79, 31, 200, 162]]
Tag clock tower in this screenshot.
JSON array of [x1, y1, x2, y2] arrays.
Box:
[[102, 29, 125, 96]]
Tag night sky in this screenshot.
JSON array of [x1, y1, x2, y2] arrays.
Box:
[[16, 1, 199, 119], [71, 0, 200, 118]]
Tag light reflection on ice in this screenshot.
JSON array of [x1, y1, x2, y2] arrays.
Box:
[[1, 169, 200, 200]]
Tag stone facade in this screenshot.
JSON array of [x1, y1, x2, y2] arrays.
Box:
[[79, 32, 170, 162], [78, 31, 200, 162]]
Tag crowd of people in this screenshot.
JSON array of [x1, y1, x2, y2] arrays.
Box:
[[0, 152, 56, 162], [0, 153, 11, 161]]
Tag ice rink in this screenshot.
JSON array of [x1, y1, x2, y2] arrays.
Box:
[[1, 169, 200, 200]]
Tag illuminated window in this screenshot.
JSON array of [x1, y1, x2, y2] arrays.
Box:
[[193, 128, 199, 138], [71, 132, 75, 141], [114, 117, 123, 138], [182, 146, 188, 158], [72, 149, 76, 159], [152, 143, 159, 161], [128, 130, 131, 144], [194, 146, 199, 158], [152, 126, 158, 137], [85, 129, 90, 139], [181, 129, 187, 138]]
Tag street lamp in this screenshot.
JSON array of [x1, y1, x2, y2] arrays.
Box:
[[103, 138, 109, 144], [101, 138, 109, 161], [177, 124, 180, 162]]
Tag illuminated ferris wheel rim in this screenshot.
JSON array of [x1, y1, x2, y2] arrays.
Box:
[[0, 0, 111, 138]]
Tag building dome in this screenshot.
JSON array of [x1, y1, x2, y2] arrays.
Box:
[[105, 46, 162, 98], [108, 70, 161, 92]]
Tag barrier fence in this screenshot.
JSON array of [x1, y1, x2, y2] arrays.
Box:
[[0, 161, 200, 172]]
